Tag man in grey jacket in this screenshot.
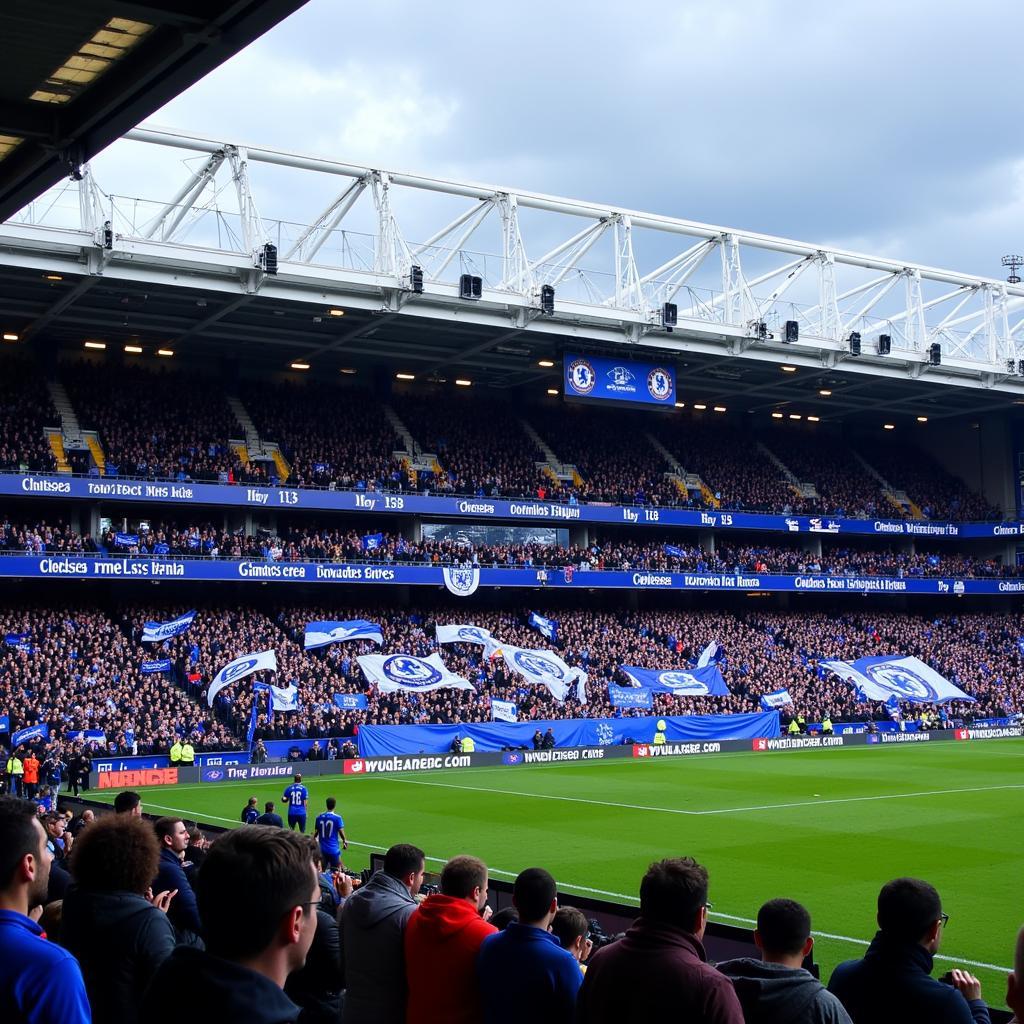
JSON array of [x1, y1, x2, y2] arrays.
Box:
[[717, 899, 852, 1024], [340, 843, 425, 1024]]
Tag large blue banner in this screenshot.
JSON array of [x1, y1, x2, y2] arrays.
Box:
[[564, 353, 675, 407], [3, 553, 1024, 597], [12, 723, 49, 746], [357, 711, 778, 755], [608, 684, 654, 709], [621, 664, 730, 695], [1, 473, 1018, 539]]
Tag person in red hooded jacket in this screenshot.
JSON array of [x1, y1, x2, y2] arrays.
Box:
[[404, 855, 496, 1024]]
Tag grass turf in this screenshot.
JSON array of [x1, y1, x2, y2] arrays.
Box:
[[90, 739, 1024, 1009]]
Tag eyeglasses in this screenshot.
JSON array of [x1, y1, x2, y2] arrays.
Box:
[[298, 899, 322, 913], [939, 913, 949, 928]]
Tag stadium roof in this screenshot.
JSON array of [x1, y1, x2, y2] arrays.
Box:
[[1, 123, 1022, 426], [0, 0, 310, 221]]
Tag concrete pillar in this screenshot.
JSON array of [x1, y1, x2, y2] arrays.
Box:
[[697, 530, 716, 553]]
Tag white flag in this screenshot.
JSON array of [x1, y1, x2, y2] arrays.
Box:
[[207, 650, 277, 706], [270, 683, 300, 712], [501, 645, 587, 703], [491, 699, 518, 723], [358, 653, 475, 694], [436, 624, 503, 658], [820, 655, 974, 704]]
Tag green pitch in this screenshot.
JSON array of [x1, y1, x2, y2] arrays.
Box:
[[91, 740, 1024, 1009]]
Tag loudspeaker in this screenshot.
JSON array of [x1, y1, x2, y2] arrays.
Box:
[[877, 334, 891, 355], [848, 332, 861, 357], [459, 274, 482, 300], [784, 320, 799, 343], [929, 343, 941, 366]]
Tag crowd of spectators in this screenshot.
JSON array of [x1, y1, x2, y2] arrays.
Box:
[[0, 358, 59, 474], [2, 516, 1017, 580], [62, 361, 245, 482], [0, 798, 1006, 1024], [0, 356, 1007, 520], [3, 600, 1023, 759]]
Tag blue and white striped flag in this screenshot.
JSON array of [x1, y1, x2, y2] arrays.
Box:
[[142, 610, 197, 643], [304, 620, 383, 649], [528, 612, 559, 643]]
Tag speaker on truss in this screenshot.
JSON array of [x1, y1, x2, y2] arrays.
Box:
[[260, 242, 278, 275], [409, 265, 424, 294], [929, 342, 942, 366], [662, 302, 678, 329], [783, 320, 799, 344], [459, 274, 482, 300], [877, 334, 891, 355], [539, 285, 555, 316], [848, 332, 861, 357]]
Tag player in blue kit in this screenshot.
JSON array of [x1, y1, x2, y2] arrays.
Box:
[[281, 773, 309, 832], [314, 796, 348, 869]]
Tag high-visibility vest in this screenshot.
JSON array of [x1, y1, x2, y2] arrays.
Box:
[[180, 743, 195, 764], [169, 743, 183, 763]]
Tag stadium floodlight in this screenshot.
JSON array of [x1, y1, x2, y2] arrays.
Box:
[[1003, 255, 1023, 284], [928, 342, 942, 366], [783, 320, 799, 344], [459, 274, 482, 300], [877, 334, 891, 355], [848, 332, 861, 357], [409, 265, 424, 294], [539, 284, 555, 316], [259, 242, 278, 275], [662, 302, 678, 330]]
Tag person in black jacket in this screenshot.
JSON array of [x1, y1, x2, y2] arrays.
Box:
[[141, 825, 322, 1024], [828, 878, 989, 1024], [285, 907, 343, 1024], [258, 801, 285, 828], [62, 812, 177, 1024], [152, 816, 202, 943]]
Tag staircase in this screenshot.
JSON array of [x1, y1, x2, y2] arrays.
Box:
[[521, 418, 581, 485], [232, 443, 251, 468], [381, 404, 439, 477], [84, 433, 105, 474], [268, 445, 291, 484], [853, 452, 924, 519], [645, 432, 693, 499], [228, 396, 263, 455], [46, 430, 71, 473], [758, 442, 818, 499]]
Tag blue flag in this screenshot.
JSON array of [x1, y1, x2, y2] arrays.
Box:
[[696, 641, 724, 668], [305, 620, 384, 650], [142, 610, 197, 643], [333, 692, 369, 710], [608, 684, 654, 709], [0, 715, 9, 732], [362, 532, 384, 552], [620, 665, 729, 696], [12, 723, 49, 746], [140, 659, 173, 674], [528, 612, 559, 643], [246, 697, 260, 745], [114, 532, 140, 547], [664, 544, 685, 558], [760, 688, 793, 710]]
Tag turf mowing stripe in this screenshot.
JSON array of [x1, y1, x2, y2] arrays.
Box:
[[134, 799, 1012, 974], [350, 775, 1024, 817]]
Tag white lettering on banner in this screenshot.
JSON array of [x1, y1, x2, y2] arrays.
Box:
[[459, 501, 496, 515], [964, 727, 1024, 739], [39, 557, 88, 575], [355, 494, 377, 510], [86, 481, 143, 497], [701, 513, 717, 526], [510, 503, 550, 517], [880, 732, 931, 743], [226, 765, 292, 779], [140, 484, 194, 499], [759, 736, 847, 750], [873, 522, 905, 534], [634, 742, 723, 757], [622, 509, 639, 522], [246, 489, 269, 505], [999, 582, 1024, 592], [355, 755, 472, 773], [315, 565, 364, 580], [993, 525, 1019, 536], [21, 477, 71, 493], [237, 562, 307, 579], [632, 573, 672, 587]]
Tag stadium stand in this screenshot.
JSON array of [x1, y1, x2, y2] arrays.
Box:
[[0, 358, 59, 474]]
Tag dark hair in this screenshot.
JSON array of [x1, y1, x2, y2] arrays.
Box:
[[639, 857, 708, 928], [551, 906, 589, 949], [113, 791, 141, 815], [326, 797, 336, 811], [0, 796, 43, 888], [756, 898, 811, 956], [440, 855, 487, 899], [490, 907, 519, 931], [878, 878, 942, 942], [384, 843, 425, 879], [264, 801, 275, 813], [196, 826, 319, 959], [246, 797, 257, 806], [294, 774, 302, 783], [153, 817, 183, 843], [513, 867, 557, 922], [69, 815, 159, 894]]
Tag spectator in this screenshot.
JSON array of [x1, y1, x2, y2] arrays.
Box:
[[243, 796, 260, 824], [141, 825, 321, 1024], [68, 809, 95, 838], [477, 866, 583, 1024], [405, 854, 497, 1024], [61, 813, 177, 1024], [340, 842, 426, 1024], [717, 898, 852, 1023], [152, 816, 202, 943], [114, 791, 143, 816], [0, 795, 91, 1024], [827, 878, 989, 1024], [576, 857, 743, 1024], [284, 900, 343, 1024], [1007, 924, 1024, 1024], [489, 907, 519, 931], [550, 906, 591, 968], [258, 801, 285, 828]]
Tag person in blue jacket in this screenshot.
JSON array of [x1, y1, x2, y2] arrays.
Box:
[[476, 867, 582, 1024], [828, 877, 990, 1024], [152, 816, 202, 943]]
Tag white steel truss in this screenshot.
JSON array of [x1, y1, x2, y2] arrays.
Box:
[[4, 124, 1024, 392]]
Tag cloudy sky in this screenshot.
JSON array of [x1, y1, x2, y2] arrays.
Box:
[[92, 0, 1023, 282]]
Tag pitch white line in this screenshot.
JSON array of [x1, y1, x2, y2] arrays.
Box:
[[135, 799, 1011, 974]]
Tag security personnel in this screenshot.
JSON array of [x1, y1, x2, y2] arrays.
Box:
[[796, 713, 807, 734], [169, 739, 183, 765], [179, 740, 195, 766], [821, 714, 833, 735], [6, 749, 25, 797], [461, 736, 476, 753], [653, 720, 668, 746], [787, 718, 801, 736]]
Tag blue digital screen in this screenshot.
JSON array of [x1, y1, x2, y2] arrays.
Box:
[[564, 353, 675, 407]]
